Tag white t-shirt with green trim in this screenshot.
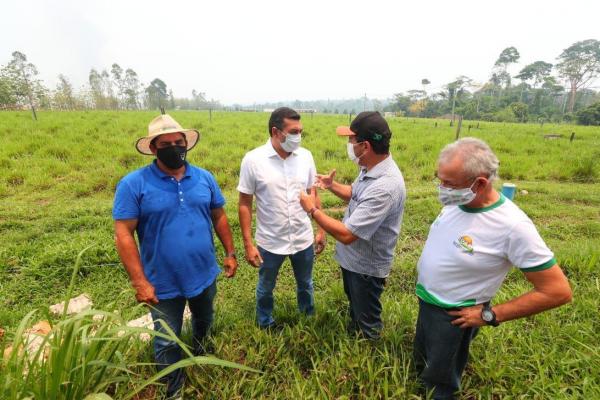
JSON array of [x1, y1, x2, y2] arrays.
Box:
[[416, 194, 556, 308]]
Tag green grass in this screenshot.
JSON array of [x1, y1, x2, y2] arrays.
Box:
[[0, 111, 599, 398]]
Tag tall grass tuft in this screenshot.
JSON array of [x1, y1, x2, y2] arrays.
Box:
[[571, 155, 598, 183], [0, 247, 259, 400]]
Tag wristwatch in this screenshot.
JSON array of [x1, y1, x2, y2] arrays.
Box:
[[481, 302, 499, 327], [225, 251, 237, 259]]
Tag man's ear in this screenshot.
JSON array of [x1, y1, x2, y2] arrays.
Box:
[[474, 176, 488, 192], [362, 140, 372, 154]]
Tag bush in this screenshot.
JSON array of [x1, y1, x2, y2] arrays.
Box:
[[563, 112, 575, 123], [510, 102, 529, 122], [576, 102, 600, 125], [494, 107, 517, 123]]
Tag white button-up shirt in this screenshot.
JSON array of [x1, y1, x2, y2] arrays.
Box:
[[237, 139, 317, 255]]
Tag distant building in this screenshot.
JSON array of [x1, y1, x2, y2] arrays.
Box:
[[384, 111, 403, 118]]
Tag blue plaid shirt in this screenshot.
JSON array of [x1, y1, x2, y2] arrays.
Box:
[[335, 156, 406, 278]]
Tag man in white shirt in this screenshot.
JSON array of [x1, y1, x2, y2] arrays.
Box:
[[414, 137, 572, 400], [238, 107, 326, 329]]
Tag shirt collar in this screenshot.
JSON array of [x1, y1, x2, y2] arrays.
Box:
[[459, 192, 506, 213], [361, 155, 393, 180], [265, 138, 299, 158], [150, 159, 192, 179]]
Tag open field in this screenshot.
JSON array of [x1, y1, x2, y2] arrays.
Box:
[[1, 111, 599, 399]]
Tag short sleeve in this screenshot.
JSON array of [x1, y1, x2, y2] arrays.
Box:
[[207, 172, 226, 209], [344, 190, 393, 241], [507, 219, 556, 271], [113, 179, 140, 220], [237, 155, 255, 195]]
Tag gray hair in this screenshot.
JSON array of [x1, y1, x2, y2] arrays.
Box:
[[438, 137, 499, 180]]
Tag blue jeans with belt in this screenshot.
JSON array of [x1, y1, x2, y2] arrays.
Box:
[[149, 279, 217, 398], [256, 245, 315, 328]]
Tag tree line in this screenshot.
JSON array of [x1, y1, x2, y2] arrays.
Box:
[[0, 51, 220, 118], [387, 40, 600, 125], [2, 39, 600, 125]]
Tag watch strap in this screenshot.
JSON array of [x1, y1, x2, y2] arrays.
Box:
[[482, 302, 499, 327]]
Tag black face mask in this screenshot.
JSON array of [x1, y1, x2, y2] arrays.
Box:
[[156, 145, 187, 169]]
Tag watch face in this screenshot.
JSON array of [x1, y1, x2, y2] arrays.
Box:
[[482, 309, 494, 322]]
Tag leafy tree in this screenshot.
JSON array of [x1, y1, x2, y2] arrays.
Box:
[[168, 89, 175, 109], [88, 69, 104, 108], [4, 51, 46, 119], [100, 69, 117, 109], [515, 61, 553, 88], [145, 78, 168, 110], [408, 99, 426, 116], [576, 101, 600, 125], [391, 93, 411, 113], [446, 76, 472, 120], [123, 68, 141, 109], [556, 39, 600, 113], [494, 47, 520, 88], [510, 102, 529, 122], [372, 99, 383, 112], [0, 69, 16, 108], [191, 89, 207, 109], [407, 89, 427, 101], [53, 74, 75, 110], [111, 63, 125, 107], [421, 78, 430, 94]]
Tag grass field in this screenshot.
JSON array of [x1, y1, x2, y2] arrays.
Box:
[[0, 111, 599, 399]]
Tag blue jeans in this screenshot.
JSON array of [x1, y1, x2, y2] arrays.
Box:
[[413, 299, 479, 400], [341, 267, 386, 340], [149, 279, 217, 397], [256, 245, 315, 328]]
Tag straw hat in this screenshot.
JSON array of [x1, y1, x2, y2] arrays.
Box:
[[135, 114, 200, 155]]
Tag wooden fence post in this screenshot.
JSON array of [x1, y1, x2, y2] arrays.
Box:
[[455, 115, 463, 140]]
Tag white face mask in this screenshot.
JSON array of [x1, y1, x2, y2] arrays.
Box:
[[280, 131, 301, 152], [347, 142, 365, 164], [438, 180, 477, 206]]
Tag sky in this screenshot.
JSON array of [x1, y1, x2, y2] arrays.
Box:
[[2, 0, 599, 105]]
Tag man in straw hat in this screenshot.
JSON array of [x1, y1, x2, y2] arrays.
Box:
[[113, 114, 237, 397], [299, 111, 406, 340]]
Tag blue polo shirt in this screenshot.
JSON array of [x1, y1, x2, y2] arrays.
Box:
[[113, 160, 225, 300]]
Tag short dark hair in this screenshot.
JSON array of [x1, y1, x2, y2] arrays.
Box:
[[268, 107, 300, 136], [360, 135, 390, 155], [351, 111, 391, 155]]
